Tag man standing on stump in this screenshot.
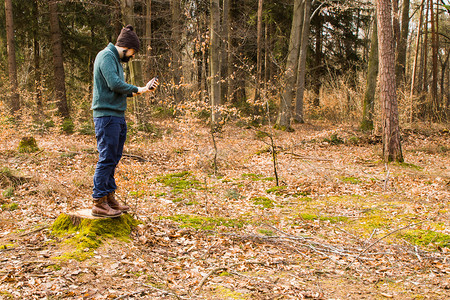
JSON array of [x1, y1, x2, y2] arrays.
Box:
[[91, 25, 159, 217]]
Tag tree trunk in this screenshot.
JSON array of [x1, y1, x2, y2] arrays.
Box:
[[4, 0, 20, 113], [210, 0, 221, 124], [395, 0, 410, 85], [294, 0, 312, 123], [49, 0, 69, 118], [312, 11, 323, 107], [430, 0, 438, 118], [145, 0, 152, 79], [33, 0, 42, 115], [222, 0, 230, 102], [361, 15, 378, 131], [409, 0, 425, 122], [377, 0, 403, 162], [276, 0, 304, 130], [171, 0, 182, 103], [254, 0, 263, 102]]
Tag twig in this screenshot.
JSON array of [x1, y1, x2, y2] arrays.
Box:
[[384, 163, 390, 191], [20, 225, 50, 237], [122, 153, 147, 162], [194, 266, 228, 293], [346, 220, 426, 269], [283, 152, 334, 162]]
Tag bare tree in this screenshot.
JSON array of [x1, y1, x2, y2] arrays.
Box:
[[377, 0, 403, 162], [49, 0, 69, 118], [254, 0, 264, 102], [171, 0, 182, 103], [210, 0, 221, 124], [396, 0, 410, 84], [4, 0, 20, 113], [361, 15, 378, 131], [276, 0, 304, 130], [294, 0, 312, 123]]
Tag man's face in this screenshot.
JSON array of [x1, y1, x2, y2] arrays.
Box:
[[121, 48, 136, 63]]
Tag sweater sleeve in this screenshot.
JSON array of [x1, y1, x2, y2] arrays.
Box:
[[99, 53, 138, 95]]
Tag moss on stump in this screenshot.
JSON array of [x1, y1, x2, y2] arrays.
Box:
[[51, 211, 140, 261], [18, 136, 39, 153]]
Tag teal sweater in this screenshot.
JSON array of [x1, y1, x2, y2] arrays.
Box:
[[91, 43, 138, 118]]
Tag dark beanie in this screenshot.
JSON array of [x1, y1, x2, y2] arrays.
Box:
[[116, 25, 140, 52]]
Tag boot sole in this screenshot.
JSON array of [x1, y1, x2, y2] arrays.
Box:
[[91, 212, 122, 218]]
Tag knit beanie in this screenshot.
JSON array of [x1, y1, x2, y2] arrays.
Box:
[[116, 25, 140, 52]]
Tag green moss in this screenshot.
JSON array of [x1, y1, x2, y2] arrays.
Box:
[[266, 186, 286, 195], [340, 176, 361, 184], [241, 173, 263, 181], [18, 136, 39, 153], [161, 214, 246, 230], [0, 244, 15, 250], [51, 213, 139, 261], [323, 134, 344, 145], [0, 291, 13, 299], [213, 285, 249, 299], [257, 229, 274, 236], [156, 171, 201, 194], [61, 119, 75, 134], [225, 189, 241, 200], [296, 213, 348, 224], [396, 162, 423, 171], [252, 197, 274, 209], [1, 202, 18, 211], [400, 230, 450, 249]]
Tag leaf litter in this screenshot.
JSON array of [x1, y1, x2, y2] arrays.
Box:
[[0, 118, 449, 299]]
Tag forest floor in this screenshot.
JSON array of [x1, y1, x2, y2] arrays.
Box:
[[0, 116, 449, 299]]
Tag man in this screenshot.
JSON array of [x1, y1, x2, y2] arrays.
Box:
[[91, 25, 158, 217]]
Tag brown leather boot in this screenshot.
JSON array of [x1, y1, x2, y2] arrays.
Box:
[[107, 191, 130, 212], [92, 195, 122, 218]]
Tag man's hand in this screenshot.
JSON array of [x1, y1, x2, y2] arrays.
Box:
[[133, 77, 159, 96]]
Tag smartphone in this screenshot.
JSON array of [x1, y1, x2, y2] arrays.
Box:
[[148, 76, 159, 89]]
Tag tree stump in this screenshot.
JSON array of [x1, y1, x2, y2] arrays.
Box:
[[50, 210, 139, 260]]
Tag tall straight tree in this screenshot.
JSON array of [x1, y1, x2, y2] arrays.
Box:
[[49, 0, 69, 118], [254, 0, 264, 102], [222, 0, 230, 102], [396, 0, 410, 84], [294, 0, 312, 123], [171, 0, 182, 102], [210, 0, 221, 124], [377, 0, 403, 162], [361, 15, 378, 131], [276, 0, 304, 130], [4, 0, 20, 113]]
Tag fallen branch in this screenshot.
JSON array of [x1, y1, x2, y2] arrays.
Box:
[[283, 152, 334, 162], [346, 220, 427, 269], [122, 153, 147, 162]]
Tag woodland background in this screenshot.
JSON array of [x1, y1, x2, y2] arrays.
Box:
[[0, 0, 449, 299]]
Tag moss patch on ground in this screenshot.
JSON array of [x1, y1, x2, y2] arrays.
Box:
[[400, 229, 450, 249], [51, 213, 139, 261], [156, 171, 202, 194], [161, 214, 247, 230]]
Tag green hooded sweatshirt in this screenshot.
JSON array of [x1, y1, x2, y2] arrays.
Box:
[[91, 43, 138, 118]]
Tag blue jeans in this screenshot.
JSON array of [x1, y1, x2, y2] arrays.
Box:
[[92, 116, 127, 199]]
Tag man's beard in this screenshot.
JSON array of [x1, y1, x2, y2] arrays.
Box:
[[121, 50, 131, 62]]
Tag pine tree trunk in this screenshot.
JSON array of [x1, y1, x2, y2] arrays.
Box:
[[361, 15, 378, 131], [294, 0, 311, 124], [210, 0, 221, 124], [171, 0, 182, 103], [222, 0, 230, 102], [5, 0, 20, 113], [396, 0, 410, 85], [33, 0, 42, 115], [49, 0, 69, 118], [254, 0, 263, 102], [377, 0, 403, 162], [276, 0, 304, 130], [409, 0, 425, 122], [430, 0, 439, 118]]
